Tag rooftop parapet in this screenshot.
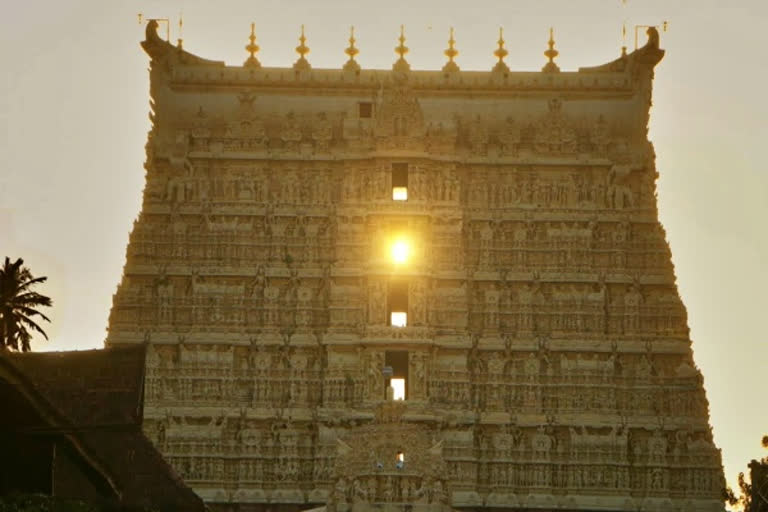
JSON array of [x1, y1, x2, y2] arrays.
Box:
[[140, 20, 664, 91]]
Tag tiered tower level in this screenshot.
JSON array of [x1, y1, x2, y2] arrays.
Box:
[[107, 22, 725, 512]]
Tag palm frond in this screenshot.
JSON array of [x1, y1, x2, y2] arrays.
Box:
[[18, 305, 53, 324], [0, 256, 53, 352], [12, 292, 53, 308], [16, 275, 48, 293], [18, 314, 49, 340]]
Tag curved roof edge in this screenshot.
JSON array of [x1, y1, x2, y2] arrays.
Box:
[[141, 20, 664, 74]]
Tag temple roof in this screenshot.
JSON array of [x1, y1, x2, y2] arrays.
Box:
[[0, 346, 205, 512]]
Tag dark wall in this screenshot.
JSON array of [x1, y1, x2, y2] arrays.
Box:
[[0, 435, 53, 495], [53, 441, 112, 504], [0, 376, 113, 503], [0, 376, 53, 495]]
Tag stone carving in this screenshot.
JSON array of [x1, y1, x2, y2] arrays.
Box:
[[108, 24, 724, 512], [281, 111, 303, 150], [375, 75, 425, 150], [498, 116, 521, 155], [534, 98, 578, 154], [330, 402, 450, 511], [312, 112, 334, 152]]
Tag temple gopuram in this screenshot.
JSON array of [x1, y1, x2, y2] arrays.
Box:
[[105, 20, 725, 512]]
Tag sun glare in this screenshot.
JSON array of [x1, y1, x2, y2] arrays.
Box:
[[391, 240, 410, 264], [392, 186, 408, 201], [391, 378, 405, 400], [391, 312, 407, 327]]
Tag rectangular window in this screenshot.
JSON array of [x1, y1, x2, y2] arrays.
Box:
[[391, 312, 407, 327], [392, 163, 408, 201], [388, 280, 408, 327], [359, 102, 373, 119], [390, 378, 406, 400], [386, 351, 408, 400]]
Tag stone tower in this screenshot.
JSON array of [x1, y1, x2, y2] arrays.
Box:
[[106, 21, 725, 512]]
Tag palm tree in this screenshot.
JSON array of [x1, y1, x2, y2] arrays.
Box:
[[0, 257, 53, 352]]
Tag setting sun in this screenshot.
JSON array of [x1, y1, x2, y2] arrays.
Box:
[[391, 240, 410, 264]]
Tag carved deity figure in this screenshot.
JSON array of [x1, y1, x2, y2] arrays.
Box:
[[334, 477, 349, 505], [524, 353, 540, 379], [368, 281, 386, 325], [281, 112, 303, 150], [498, 116, 521, 155], [468, 115, 489, 154], [156, 278, 174, 323], [410, 354, 427, 398], [624, 283, 643, 333], [312, 112, 333, 152], [375, 77, 425, 149], [410, 280, 426, 326], [591, 114, 611, 154], [607, 165, 634, 209], [367, 351, 385, 399], [531, 426, 553, 456]]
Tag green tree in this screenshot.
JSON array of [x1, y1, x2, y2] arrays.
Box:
[[0, 257, 52, 352], [724, 435, 768, 511]]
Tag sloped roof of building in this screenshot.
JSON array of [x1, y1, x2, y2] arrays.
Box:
[[0, 345, 205, 512]]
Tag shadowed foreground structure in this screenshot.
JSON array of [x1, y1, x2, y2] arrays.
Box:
[[105, 21, 725, 512], [0, 347, 204, 512]]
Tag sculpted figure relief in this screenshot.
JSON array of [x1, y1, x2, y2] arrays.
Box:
[[281, 112, 303, 150], [368, 280, 386, 326], [375, 77, 425, 149], [534, 98, 578, 154], [498, 116, 521, 155], [312, 112, 334, 152], [591, 114, 611, 154], [467, 115, 489, 155], [608, 165, 635, 209]]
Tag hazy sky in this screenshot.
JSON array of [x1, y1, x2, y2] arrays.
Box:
[[1, 0, 765, 499]]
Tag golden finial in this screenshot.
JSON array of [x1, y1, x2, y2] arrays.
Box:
[[442, 27, 459, 72], [393, 25, 410, 71], [493, 27, 510, 73], [176, 14, 183, 49], [343, 26, 361, 72], [621, 22, 628, 56], [294, 24, 311, 71], [244, 22, 261, 68], [542, 27, 560, 73]]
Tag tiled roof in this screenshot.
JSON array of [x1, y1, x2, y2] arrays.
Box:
[[2, 346, 205, 512]]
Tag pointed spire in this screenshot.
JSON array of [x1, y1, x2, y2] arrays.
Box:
[[177, 15, 183, 49], [542, 27, 560, 73], [493, 27, 510, 73], [343, 26, 361, 72], [393, 25, 410, 72], [294, 24, 311, 71], [244, 22, 261, 68], [621, 22, 628, 57], [442, 27, 459, 72]]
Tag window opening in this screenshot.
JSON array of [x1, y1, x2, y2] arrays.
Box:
[[392, 163, 408, 201], [388, 280, 408, 327], [390, 312, 407, 327], [391, 378, 406, 400], [359, 102, 373, 118], [385, 351, 408, 400]]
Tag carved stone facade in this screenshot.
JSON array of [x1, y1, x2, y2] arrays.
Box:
[[105, 22, 725, 512]]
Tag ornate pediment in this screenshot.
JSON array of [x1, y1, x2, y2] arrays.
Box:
[[374, 74, 425, 150], [329, 403, 450, 512]]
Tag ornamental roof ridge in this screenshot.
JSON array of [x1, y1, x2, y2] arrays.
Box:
[[141, 20, 664, 79]]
